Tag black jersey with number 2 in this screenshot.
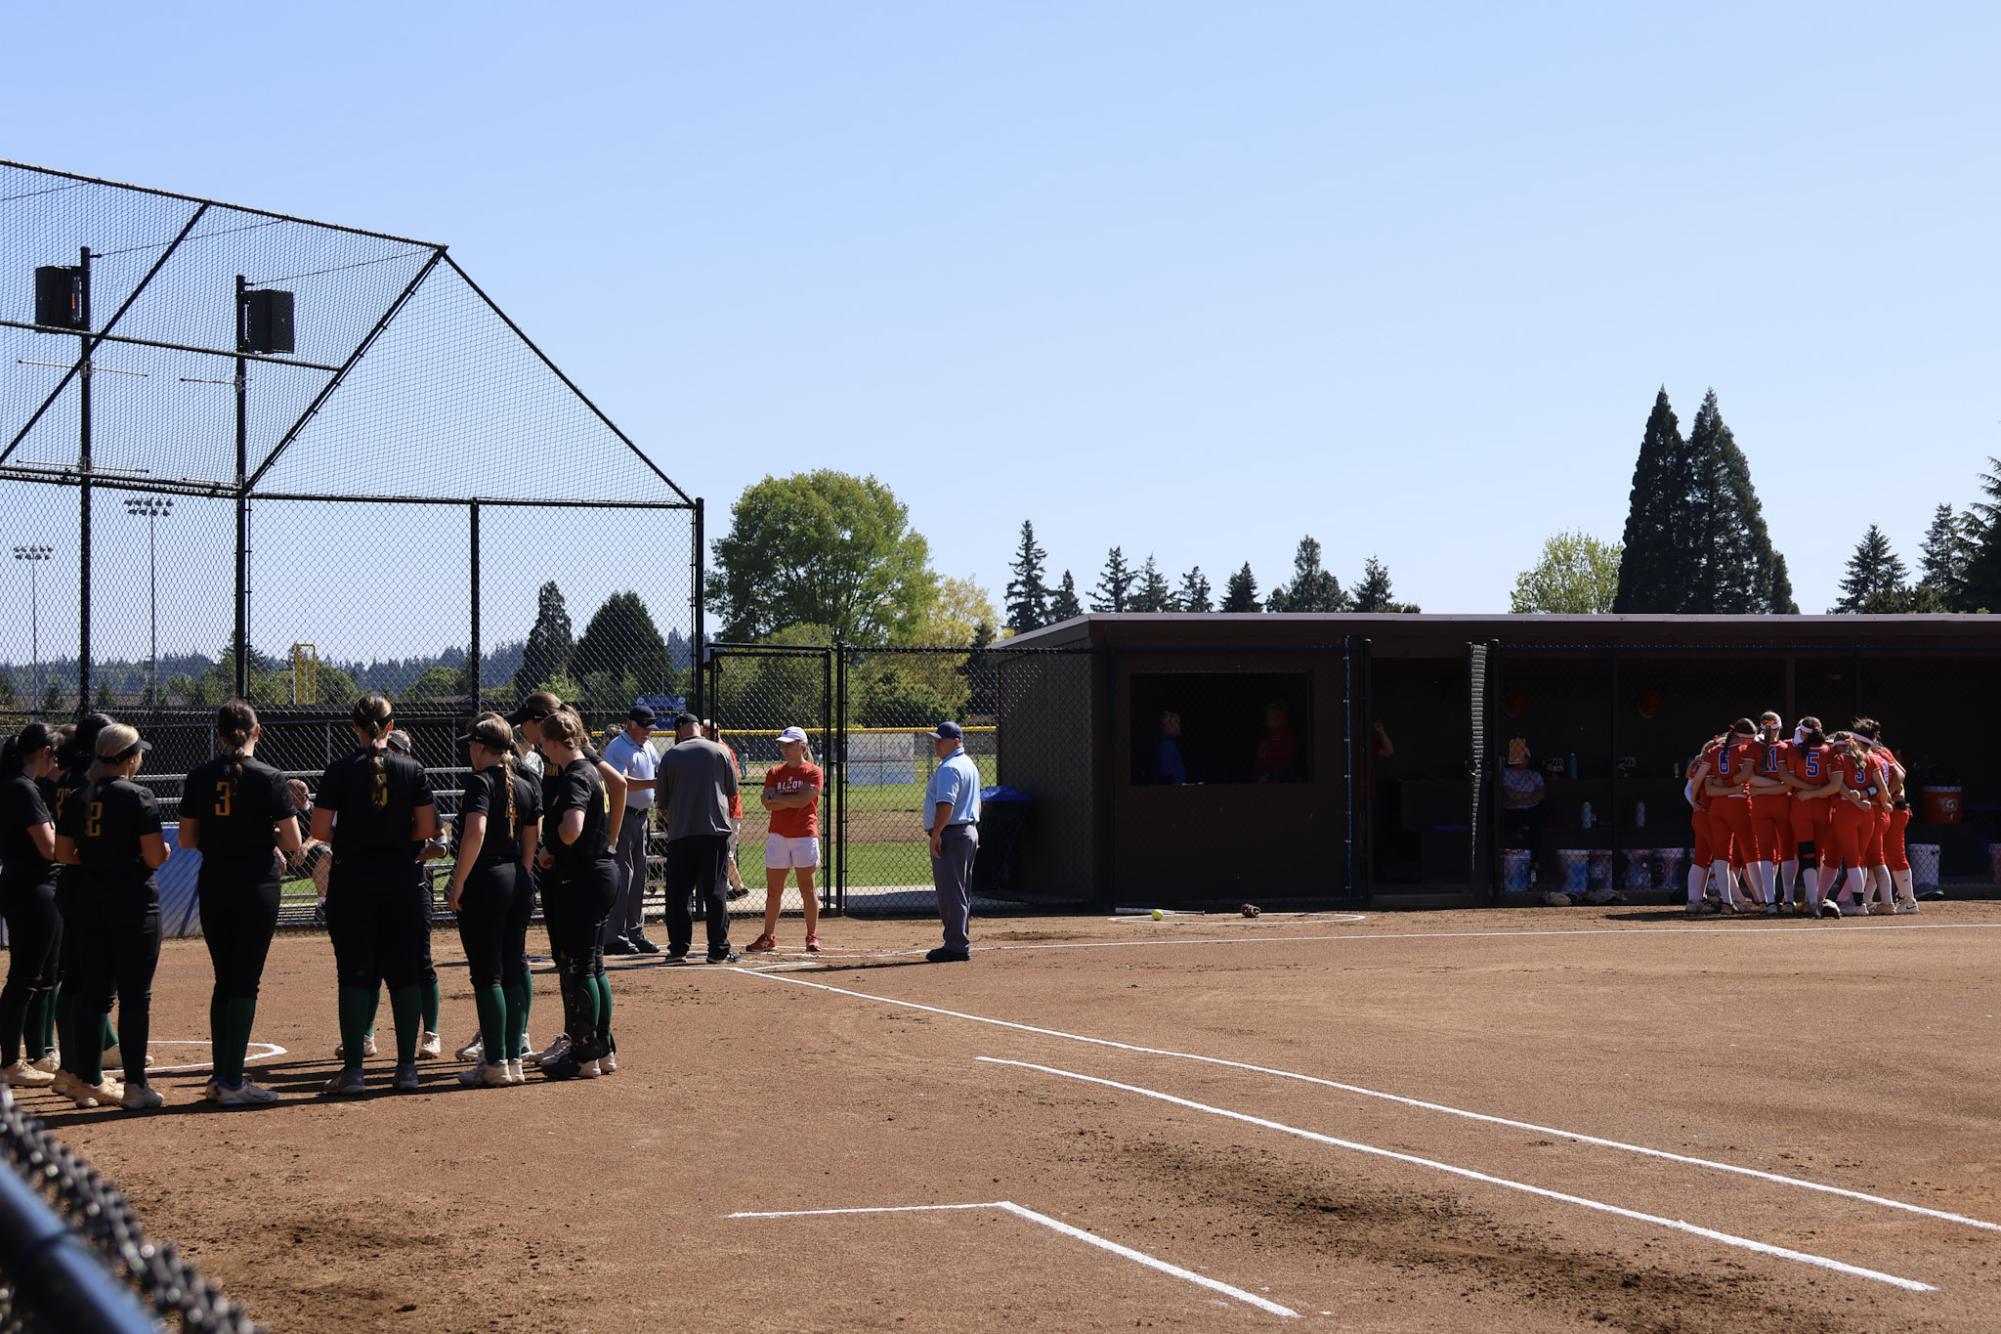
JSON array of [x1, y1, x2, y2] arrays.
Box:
[[57, 778, 163, 892], [185, 754, 296, 856]]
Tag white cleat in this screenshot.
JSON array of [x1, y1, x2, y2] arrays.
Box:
[[417, 1031, 443, 1060], [2, 1061, 55, 1088], [119, 1083, 164, 1111], [333, 1036, 378, 1060], [454, 1033, 484, 1062], [215, 1081, 279, 1107]]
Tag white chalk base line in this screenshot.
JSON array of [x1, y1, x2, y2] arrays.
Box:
[[733, 969, 2001, 1236], [978, 1057, 1934, 1295], [731, 1200, 1297, 1317]]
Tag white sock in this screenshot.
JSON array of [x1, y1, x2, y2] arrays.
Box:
[[1801, 864, 1819, 905], [1780, 859, 1798, 904], [1872, 865, 1894, 906], [1711, 861, 1736, 905], [1893, 868, 1915, 905], [1686, 865, 1707, 905], [1844, 867, 1867, 906], [1752, 860, 1776, 904]]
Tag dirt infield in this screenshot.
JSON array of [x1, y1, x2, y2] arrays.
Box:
[[25, 902, 2001, 1332]]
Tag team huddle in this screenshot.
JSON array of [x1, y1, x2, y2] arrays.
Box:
[[0, 691, 712, 1112], [1684, 712, 1918, 919]]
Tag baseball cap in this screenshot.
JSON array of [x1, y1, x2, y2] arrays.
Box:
[[457, 716, 516, 750], [673, 711, 701, 730], [506, 691, 561, 726], [94, 724, 150, 760], [926, 721, 963, 741], [777, 726, 809, 744], [386, 731, 414, 755], [628, 704, 657, 727]]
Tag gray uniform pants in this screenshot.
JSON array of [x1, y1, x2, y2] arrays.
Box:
[[929, 823, 979, 952], [603, 808, 651, 942]]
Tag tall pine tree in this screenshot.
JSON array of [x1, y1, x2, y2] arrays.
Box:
[[1220, 563, 1260, 612], [1832, 525, 1910, 612], [1004, 520, 1050, 634], [1683, 390, 1793, 612], [1958, 459, 2001, 612], [1266, 537, 1347, 612], [1131, 554, 1174, 611], [1916, 503, 1972, 609], [1351, 556, 1418, 612], [1048, 570, 1084, 622], [1613, 388, 1688, 612], [1092, 547, 1136, 612], [1177, 567, 1213, 612], [514, 581, 574, 695]]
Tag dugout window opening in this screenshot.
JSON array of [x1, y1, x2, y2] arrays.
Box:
[[1127, 671, 1313, 786]]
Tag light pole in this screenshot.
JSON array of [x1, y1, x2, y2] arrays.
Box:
[[123, 497, 172, 708], [11, 544, 54, 702]]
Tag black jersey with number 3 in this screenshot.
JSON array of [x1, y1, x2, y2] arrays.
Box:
[[317, 748, 435, 857], [57, 778, 163, 892], [185, 754, 296, 856], [542, 758, 610, 869]]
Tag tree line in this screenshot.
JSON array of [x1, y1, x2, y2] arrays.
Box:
[[1507, 386, 2001, 615], [1002, 524, 1417, 634]]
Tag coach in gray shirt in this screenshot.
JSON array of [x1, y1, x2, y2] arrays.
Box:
[[655, 711, 739, 963]]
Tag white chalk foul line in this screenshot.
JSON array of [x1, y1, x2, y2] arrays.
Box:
[[730, 1200, 1298, 1317], [733, 968, 2001, 1235], [141, 1040, 288, 1076], [978, 1058, 1934, 1294]]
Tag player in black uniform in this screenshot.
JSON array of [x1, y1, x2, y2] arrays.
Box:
[[178, 701, 302, 1106], [534, 709, 618, 1081], [313, 694, 440, 1096], [54, 724, 171, 1110], [448, 714, 542, 1087], [0, 724, 61, 1088], [48, 715, 123, 1100]]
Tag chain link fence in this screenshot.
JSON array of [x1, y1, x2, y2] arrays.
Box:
[[705, 643, 1097, 917], [1, 159, 700, 745]]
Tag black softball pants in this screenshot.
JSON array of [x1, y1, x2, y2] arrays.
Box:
[[327, 852, 430, 990], [75, 884, 162, 1087], [456, 861, 521, 990], [665, 834, 732, 960], [0, 874, 60, 1066], [198, 852, 282, 1001]]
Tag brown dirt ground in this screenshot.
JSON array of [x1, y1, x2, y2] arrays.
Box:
[[25, 901, 2001, 1332]]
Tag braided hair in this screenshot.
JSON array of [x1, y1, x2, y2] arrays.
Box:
[[350, 693, 394, 809], [216, 698, 257, 788], [467, 713, 519, 835]]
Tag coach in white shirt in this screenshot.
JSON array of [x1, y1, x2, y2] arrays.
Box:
[[602, 705, 660, 954]]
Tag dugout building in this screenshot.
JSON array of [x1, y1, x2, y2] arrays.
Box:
[[996, 614, 2001, 907]]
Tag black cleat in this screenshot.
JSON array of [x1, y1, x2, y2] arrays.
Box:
[[925, 948, 971, 964]]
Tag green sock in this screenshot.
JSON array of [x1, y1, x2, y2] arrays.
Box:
[[101, 1014, 117, 1052], [221, 998, 257, 1086], [337, 986, 377, 1071], [503, 983, 530, 1061], [208, 993, 226, 1076], [364, 987, 379, 1042], [388, 985, 423, 1064], [23, 990, 53, 1059], [422, 979, 442, 1034], [591, 974, 613, 1044], [473, 986, 507, 1067], [518, 978, 532, 1047], [53, 984, 76, 1072]]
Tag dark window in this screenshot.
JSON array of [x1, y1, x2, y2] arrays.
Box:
[[1130, 672, 1312, 785]]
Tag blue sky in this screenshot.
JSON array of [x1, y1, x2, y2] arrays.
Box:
[[6, 1, 1998, 630]]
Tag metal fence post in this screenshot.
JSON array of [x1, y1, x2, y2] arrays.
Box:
[[77, 246, 93, 713], [691, 496, 706, 717], [468, 500, 481, 712]]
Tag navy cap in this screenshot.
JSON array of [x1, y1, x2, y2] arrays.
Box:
[[628, 704, 657, 726], [927, 721, 963, 741], [674, 711, 701, 729]]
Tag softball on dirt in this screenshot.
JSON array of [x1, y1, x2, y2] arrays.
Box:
[[1241, 903, 1261, 918], [1150, 908, 1166, 920]]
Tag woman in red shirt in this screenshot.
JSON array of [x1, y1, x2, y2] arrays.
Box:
[[745, 727, 824, 955], [1702, 720, 1762, 911], [1821, 733, 1879, 916]]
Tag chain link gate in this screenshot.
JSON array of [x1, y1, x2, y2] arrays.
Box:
[[705, 643, 837, 922]]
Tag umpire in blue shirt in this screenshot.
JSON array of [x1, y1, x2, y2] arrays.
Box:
[[922, 722, 982, 963]]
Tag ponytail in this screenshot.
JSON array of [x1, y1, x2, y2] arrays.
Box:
[[350, 693, 394, 808], [216, 698, 257, 788], [0, 723, 52, 778], [499, 749, 518, 834]]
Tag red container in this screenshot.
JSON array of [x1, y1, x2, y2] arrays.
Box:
[[1919, 786, 1963, 825]]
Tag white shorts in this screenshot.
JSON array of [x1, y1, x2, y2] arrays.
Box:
[[765, 834, 820, 870]]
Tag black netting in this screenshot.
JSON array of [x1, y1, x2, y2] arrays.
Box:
[[0, 1087, 262, 1331]]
